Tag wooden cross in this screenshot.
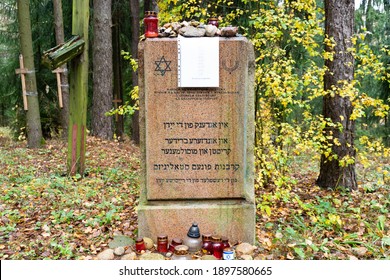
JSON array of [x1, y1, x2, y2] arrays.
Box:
[[15, 54, 28, 111], [52, 67, 66, 108], [112, 99, 122, 121]]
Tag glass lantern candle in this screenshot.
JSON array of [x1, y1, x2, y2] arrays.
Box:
[[221, 236, 230, 249], [135, 237, 146, 253], [169, 238, 183, 253], [208, 17, 219, 27], [211, 235, 223, 260], [201, 233, 213, 255], [223, 247, 235, 260], [157, 234, 168, 253], [183, 223, 202, 253], [144, 11, 158, 38]]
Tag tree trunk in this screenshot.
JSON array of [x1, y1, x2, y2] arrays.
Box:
[[365, 0, 373, 41], [152, 0, 159, 12], [130, 0, 140, 144], [67, 0, 89, 176], [53, 0, 70, 139], [112, 0, 124, 140], [91, 0, 113, 140], [317, 0, 357, 190], [16, 0, 43, 148], [144, 0, 151, 12]]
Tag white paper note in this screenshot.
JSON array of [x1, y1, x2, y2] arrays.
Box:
[[178, 35, 219, 88]]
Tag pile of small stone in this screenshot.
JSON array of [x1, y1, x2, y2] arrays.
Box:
[[158, 20, 238, 38]]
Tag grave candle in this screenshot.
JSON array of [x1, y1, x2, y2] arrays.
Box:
[[212, 235, 223, 259], [208, 17, 219, 27], [144, 11, 158, 38], [169, 238, 183, 252], [135, 237, 146, 252], [201, 233, 213, 255], [157, 234, 168, 253], [171, 245, 192, 260], [221, 236, 230, 249], [183, 223, 202, 253]]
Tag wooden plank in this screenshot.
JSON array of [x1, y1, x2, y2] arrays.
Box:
[[53, 69, 63, 108], [17, 54, 28, 110], [42, 36, 85, 70]]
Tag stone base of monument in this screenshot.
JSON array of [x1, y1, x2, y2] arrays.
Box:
[[138, 199, 255, 243]]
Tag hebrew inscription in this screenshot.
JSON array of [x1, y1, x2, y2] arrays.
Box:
[[144, 38, 247, 199]]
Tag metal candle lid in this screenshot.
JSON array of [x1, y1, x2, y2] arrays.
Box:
[[157, 234, 168, 241], [211, 235, 222, 242], [202, 233, 212, 241], [187, 223, 200, 238], [136, 237, 144, 244], [145, 11, 157, 17]]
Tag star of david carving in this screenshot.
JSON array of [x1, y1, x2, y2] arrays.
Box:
[[154, 56, 172, 76]]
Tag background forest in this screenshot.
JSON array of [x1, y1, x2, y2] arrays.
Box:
[[0, 0, 389, 260]]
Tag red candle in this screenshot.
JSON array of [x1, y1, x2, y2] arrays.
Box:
[[201, 233, 213, 255], [212, 235, 223, 259], [169, 238, 183, 252], [157, 235, 168, 253], [222, 236, 230, 249], [144, 11, 158, 38], [208, 17, 219, 28], [135, 237, 146, 252]]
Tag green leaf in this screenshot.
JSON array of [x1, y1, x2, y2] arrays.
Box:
[[377, 215, 386, 231], [382, 237, 390, 246], [294, 247, 305, 259]]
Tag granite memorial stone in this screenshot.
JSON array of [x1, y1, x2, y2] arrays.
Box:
[[138, 36, 256, 243]]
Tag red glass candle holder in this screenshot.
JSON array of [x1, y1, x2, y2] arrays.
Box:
[[169, 238, 183, 253], [212, 235, 223, 260], [135, 237, 146, 252], [201, 233, 213, 255], [157, 235, 168, 253], [144, 11, 158, 38], [208, 17, 219, 28], [222, 236, 230, 249]]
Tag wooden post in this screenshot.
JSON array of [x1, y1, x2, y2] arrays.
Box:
[[112, 99, 122, 121], [52, 68, 65, 108], [15, 54, 28, 110], [67, 0, 89, 176]]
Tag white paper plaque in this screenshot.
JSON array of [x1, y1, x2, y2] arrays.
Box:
[[178, 35, 219, 88]]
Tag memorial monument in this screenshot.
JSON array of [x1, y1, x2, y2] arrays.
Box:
[[138, 35, 256, 244]]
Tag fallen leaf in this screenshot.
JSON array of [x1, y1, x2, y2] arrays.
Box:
[[352, 247, 368, 257], [305, 239, 313, 246], [84, 226, 92, 234], [286, 252, 295, 260], [91, 229, 101, 238], [275, 232, 283, 239]]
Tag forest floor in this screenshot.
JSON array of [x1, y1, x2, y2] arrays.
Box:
[[0, 132, 389, 260]]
